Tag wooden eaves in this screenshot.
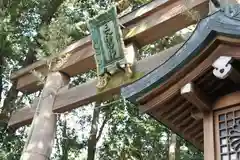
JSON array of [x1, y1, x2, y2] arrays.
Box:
[[11, 0, 209, 93], [121, 6, 240, 150]]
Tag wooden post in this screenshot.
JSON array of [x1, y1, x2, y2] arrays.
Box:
[[203, 111, 215, 160], [20, 72, 69, 160]]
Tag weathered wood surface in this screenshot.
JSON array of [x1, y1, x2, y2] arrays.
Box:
[[122, 4, 240, 105], [138, 42, 240, 113], [20, 72, 69, 160], [203, 111, 215, 160], [152, 113, 203, 150], [181, 82, 211, 112], [190, 109, 203, 120], [213, 93, 240, 160], [8, 43, 182, 129], [213, 91, 240, 110], [11, 0, 209, 93]]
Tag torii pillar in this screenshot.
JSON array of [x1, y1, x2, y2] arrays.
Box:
[[20, 72, 69, 160]]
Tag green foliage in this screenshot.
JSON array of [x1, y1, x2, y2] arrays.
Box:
[[0, 0, 203, 160], [99, 100, 170, 160], [98, 100, 203, 160], [0, 127, 26, 160]]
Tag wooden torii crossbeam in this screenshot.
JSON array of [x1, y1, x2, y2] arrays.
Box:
[[9, 44, 183, 129], [11, 0, 209, 93], [6, 1, 211, 159], [8, 0, 209, 129], [8, 0, 240, 159]]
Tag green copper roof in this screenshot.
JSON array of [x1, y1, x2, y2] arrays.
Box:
[[121, 4, 240, 103]]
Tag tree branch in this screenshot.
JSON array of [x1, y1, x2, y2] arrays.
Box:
[[96, 114, 109, 142], [2, 0, 65, 120], [41, 0, 64, 25], [0, 55, 3, 103], [87, 104, 100, 160]]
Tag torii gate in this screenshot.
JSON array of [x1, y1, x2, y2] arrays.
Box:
[[5, 0, 240, 160]]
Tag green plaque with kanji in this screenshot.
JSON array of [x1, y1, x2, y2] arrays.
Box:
[[88, 6, 126, 76]]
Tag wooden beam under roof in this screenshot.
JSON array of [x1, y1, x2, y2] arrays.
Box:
[[190, 108, 204, 120], [8, 43, 182, 129], [151, 113, 203, 150], [11, 0, 209, 93], [137, 41, 240, 114], [181, 82, 211, 112], [212, 56, 240, 83], [138, 43, 237, 113]]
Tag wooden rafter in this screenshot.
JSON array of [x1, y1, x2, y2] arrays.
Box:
[[183, 120, 200, 133], [138, 43, 240, 113], [178, 115, 193, 127], [150, 96, 184, 117], [189, 125, 203, 138], [11, 0, 209, 93], [122, 7, 240, 105], [181, 82, 211, 112], [158, 96, 184, 114], [172, 107, 191, 125], [172, 109, 190, 127], [190, 108, 203, 120], [152, 114, 203, 150], [194, 131, 203, 140], [164, 101, 188, 120]]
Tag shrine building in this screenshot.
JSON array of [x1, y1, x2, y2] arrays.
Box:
[[121, 4, 240, 160]]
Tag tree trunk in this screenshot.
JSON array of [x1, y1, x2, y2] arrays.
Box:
[[87, 104, 100, 160], [165, 130, 170, 160], [169, 132, 180, 160], [1, 0, 65, 117], [0, 0, 65, 158], [60, 116, 69, 160], [20, 72, 69, 160], [2, 81, 18, 115], [0, 55, 3, 103]]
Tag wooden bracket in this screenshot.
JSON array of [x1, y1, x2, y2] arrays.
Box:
[[212, 56, 240, 83], [181, 82, 211, 112], [191, 108, 203, 120], [212, 56, 232, 79]]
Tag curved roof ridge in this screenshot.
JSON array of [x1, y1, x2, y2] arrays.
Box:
[[121, 4, 240, 103]]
